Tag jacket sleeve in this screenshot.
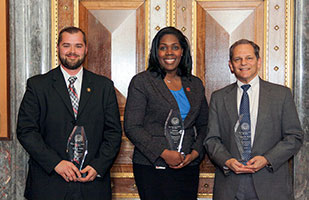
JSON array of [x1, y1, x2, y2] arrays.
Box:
[[263, 88, 303, 172], [124, 75, 167, 164], [17, 78, 62, 174], [204, 92, 233, 168], [190, 81, 209, 158], [88, 81, 122, 176]]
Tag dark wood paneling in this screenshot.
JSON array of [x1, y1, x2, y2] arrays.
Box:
[[196, 3, 206, 88], [86, 12, 112, 78], [78, 1, 146, 199], [136, 3, 146, 72], [58, 0, 74, 30], [204, 11, 230, 103]]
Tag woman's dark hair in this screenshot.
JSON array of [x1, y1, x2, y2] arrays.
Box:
[[147, 26, 192, 78]]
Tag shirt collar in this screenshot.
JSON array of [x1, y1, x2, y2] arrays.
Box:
[[60, 65, 83, 83], [237, 75, 259, 90]]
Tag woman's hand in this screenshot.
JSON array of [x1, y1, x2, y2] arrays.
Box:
[[160, 149, 184, 167], [169, 150, 199, 169]]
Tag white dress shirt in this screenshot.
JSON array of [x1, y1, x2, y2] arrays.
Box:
[[236, 75, 260, 147]]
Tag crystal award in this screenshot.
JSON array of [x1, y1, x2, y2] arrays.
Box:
[[66, 126, 88, 171], [234, 115, 251, 165], [164, 109, 185, 152]]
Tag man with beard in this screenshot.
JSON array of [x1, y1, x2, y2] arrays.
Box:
[[17, 27, 122, 200]]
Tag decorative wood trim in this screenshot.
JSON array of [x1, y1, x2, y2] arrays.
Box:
[[51, 0, 59, 68], [111, 172, 135, 178], [136, 1, 147, 72], [74, 0, 79, 27], [195, 2, 206, 86], [199, 173, 215, 178], [79, 1, 144, 10], [167, 0, 176, 26], [263, 0, 269, 81], [115, 192, 213, 199], [196, 1, 263, 9], [197, 193, 213, 198], [285, 0, 293, 88], [111, 172, 215, 179], [113, 193, 140, 198], [145, 0, 150, 70], [0, 0, 10, 140], [197, 0, 262, 1], [192, 0, 197, 75]]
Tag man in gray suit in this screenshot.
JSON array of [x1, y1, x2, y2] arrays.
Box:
[[204, 39, 303, 200]]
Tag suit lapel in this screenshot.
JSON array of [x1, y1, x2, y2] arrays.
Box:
[[52, 66, 75, 118], [252, 79, 271, 151], [224, 83, 244, 160], [148, 72, 178, 108], [77, 69, 93, 117], [224, 83, 239, 125]]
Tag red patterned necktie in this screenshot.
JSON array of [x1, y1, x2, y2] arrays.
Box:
[[68, 76, 79, 118]]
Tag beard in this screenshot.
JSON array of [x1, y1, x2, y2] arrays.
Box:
[[59, 52, 86, 70]]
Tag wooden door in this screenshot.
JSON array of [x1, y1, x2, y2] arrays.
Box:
[[192, 1, 264, 197], [194, 1, 264, 102], [79, 1, 146, 198]]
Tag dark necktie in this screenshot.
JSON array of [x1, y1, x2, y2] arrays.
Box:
[[68, 76, 79, 118], [239, 84, 251, 163]]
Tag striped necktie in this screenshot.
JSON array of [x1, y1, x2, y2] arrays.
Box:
[[68, 76, 79, 118]]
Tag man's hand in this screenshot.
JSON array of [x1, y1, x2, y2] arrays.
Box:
[[54, 160, 81, 182], [170, 150, 199, 169], [78, 165, 98, 182], [245, 156, 268, 172], [160, 149, 184, 167], [225, 158, 255, 174]]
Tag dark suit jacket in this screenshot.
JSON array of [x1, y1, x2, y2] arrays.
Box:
[[124, 71, 208, 167], [204, 78, 303, 200], [17, 67, 122, 200]]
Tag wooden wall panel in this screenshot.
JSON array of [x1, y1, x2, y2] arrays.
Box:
[[204, 12, 230, 102], [86, 12, 112, 78], [0, 0, 9, 139], [230, 13, 255, 43], [78, 1, 146, 199], [193, 1, 264, 197], [136, 3, 146, 72], [196, 2, 206, 87], [58, 0, 75, 30], [196, 1, 264, 102]]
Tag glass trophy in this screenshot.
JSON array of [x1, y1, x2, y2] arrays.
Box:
[[234, 114, 251, 165], [164, 109, 185, 152], [66, 126, 88, 176]]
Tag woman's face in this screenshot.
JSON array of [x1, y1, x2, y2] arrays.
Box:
[[157, 34, 183, 73]]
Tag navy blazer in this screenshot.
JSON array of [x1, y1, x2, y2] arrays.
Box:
[[17, 67, 122, 200], [124, 70, 208, 167]]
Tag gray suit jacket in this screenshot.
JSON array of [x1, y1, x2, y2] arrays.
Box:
[[124, 71, 209, 167], [204, 78, 303, 200]]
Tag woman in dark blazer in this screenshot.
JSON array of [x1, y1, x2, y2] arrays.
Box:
[[124, 27, 209, 200]]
